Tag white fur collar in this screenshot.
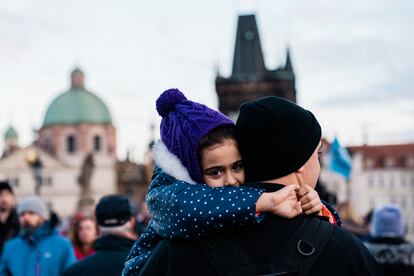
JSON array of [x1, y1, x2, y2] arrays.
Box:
[[152, 140, 196, 184]]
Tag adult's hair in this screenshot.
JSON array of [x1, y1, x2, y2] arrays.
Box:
[[98, 221, 133, 237], [198, 125, 237, 161], [69, 217, 98, 250]]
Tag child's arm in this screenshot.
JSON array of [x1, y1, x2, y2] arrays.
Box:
[[147, 169, 305, 239], [147, 170, 265, 238]]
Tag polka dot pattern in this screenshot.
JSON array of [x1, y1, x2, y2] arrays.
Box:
[[123, 168, 265, 275]]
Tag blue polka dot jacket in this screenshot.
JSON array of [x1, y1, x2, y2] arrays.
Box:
[[123, 167, 266, 275]]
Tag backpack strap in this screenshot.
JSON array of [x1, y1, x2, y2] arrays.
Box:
[[271, 216, 334, 275]]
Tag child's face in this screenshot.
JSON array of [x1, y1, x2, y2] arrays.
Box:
[[200, 138, 245, 187]]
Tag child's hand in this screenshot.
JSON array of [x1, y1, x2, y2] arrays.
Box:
[[256, 185, 302, 219], [297, 184, 322, 215]]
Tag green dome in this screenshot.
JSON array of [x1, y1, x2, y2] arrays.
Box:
[[43, 88, 112, 127], [4, 126, 18, 140], [43, 68, 112, 127]]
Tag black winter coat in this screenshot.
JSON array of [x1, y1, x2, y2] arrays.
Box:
[[139, 183, 381, 276], [365, 237, 414, 276], [63, 235, 135, 276]]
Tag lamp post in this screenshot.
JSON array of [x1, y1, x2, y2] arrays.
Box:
[[26, 150, 43, 195]]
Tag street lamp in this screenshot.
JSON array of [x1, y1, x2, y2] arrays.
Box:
[[26, 150, 43, 195]]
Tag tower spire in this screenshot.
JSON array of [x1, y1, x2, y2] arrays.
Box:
[[231, 14, 266, 76], [285, 47, 294, 72]]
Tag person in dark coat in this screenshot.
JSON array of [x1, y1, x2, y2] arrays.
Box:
[[364, 204, 414, 275], [0, 181, 19, 255], [139, 96, 381, 276], [124, 89, 334, 275], [63, 195, 137, 276]]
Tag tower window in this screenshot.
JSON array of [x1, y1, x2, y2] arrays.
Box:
[[94, 135, 101, 152], [67, 135, 76, 153]]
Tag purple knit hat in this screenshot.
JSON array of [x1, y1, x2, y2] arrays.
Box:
[[156, 88, 234, 182]]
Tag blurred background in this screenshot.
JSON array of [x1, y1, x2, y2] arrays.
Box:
[[0, 0, 413, 240]]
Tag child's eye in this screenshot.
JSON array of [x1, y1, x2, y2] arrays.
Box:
[[205, 169, 222, 177], [233, 161, 243, 171]]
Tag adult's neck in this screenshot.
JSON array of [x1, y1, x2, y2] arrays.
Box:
[[262, 173, 298, 186]]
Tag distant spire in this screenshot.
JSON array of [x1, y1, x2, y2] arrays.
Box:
[[232, 14, 266, 76], [285, 47, 294, 72], [71, 67, 85, 89], [214, 60, 221, 77], [126, 149, 131, 162]]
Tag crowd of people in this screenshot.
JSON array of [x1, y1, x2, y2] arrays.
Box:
[[0, 90, 413, 275], [0, 181, 143, 276]]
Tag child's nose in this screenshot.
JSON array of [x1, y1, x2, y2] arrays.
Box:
[[225, 172, 239, 186]]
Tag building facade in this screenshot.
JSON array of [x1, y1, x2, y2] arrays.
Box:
[[0, 68, 117, 217], [320, 142, 414, 241], [348, 144, 414, 240]]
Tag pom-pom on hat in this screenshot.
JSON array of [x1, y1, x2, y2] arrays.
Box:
[[156, 88, 234, 182]]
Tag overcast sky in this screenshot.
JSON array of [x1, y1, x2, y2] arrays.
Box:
[[0, 0, 413, 161]]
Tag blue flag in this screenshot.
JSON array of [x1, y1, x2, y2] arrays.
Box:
[[329, 137, 352, 180]]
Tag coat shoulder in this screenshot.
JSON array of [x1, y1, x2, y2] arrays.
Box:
[[3, 236, 24, 252]]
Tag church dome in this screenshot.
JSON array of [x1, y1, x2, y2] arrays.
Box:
[[43, 68, 112, 128]]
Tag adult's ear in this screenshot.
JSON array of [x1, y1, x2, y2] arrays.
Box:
[[294, 167, 305, 186], [296, 166, 305, 173]]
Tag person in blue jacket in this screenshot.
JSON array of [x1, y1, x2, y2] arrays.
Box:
[[0, 196, 76, 276], [123, 89, 339, 275]]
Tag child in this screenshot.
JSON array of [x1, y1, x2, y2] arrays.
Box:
[[123, 89, 339, 275]]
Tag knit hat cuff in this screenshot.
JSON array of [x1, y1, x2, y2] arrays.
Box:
[[17, 196, 48, 219]]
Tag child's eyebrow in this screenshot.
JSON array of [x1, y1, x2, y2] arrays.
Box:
[[203, 166, 224, 173]]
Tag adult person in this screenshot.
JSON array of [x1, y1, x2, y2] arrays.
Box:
[[364, 204, 414, 275], [63, 195, 137, 276], [0, 181, 19, 255], [139, 96, 381, 276], [124, 89, 327, 275], [0, 196, 76, 275], [69, 216, 98, 260]]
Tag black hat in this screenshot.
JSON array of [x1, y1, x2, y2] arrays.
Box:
[[95, 195, 134, 227], [0, 181, 13, 194], [236, 96, 322, 182]]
